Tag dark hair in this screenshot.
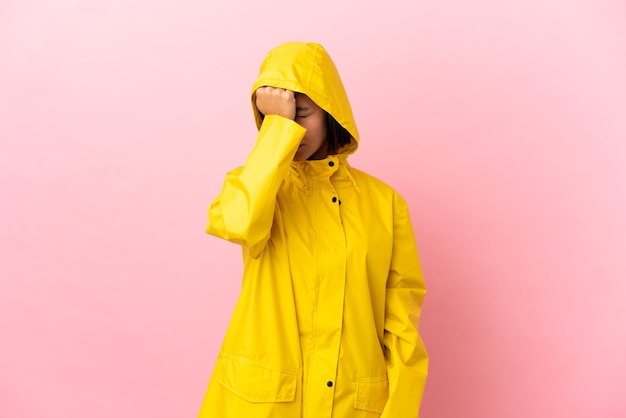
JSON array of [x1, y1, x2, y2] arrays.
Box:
[[325, 112, 352, 154]]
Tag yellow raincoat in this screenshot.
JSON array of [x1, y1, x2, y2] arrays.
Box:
[[199, 42, 428, 418]]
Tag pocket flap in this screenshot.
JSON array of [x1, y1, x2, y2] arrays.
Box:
[[218, 353, 298, 403], [354, 375, 389, 414]]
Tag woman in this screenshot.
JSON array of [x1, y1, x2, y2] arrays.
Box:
[[199, 42, 428, 418]]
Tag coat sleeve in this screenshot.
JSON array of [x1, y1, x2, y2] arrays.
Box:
[[381, 193, 429, 418], [206, 115, 306, 258]]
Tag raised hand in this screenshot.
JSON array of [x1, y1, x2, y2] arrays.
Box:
[[254, 86, 296, 120]]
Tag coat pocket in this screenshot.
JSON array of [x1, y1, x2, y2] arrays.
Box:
[[354, 375, 389, 414], [217, 353, 298, 403]]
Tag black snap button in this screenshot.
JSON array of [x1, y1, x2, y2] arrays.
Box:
[[332, 196, 337, 203], [338, 200, 342, 205], [327, 381, 333, 387], [328, 161, 335, 167]]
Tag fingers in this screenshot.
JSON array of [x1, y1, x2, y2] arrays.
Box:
[[255, 86, 296, 120], [255, 87, 294, 101]]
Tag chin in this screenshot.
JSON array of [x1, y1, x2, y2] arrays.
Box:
[[293, 152, 309, 161]]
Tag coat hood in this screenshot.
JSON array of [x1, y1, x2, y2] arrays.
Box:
[[251, 42, 359, 155]]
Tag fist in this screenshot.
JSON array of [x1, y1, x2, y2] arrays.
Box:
[[255, 86, 296, 120]]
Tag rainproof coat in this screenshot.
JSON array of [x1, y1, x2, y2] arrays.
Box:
[[199, 42, 428, 418]]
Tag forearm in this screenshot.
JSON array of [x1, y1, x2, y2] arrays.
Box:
[[207, 115, 306, 255], [381, 193, 429, 417], [381, 303, 428, 418]]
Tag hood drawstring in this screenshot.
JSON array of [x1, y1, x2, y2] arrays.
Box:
[[287, 167, 311, 196], [344, 166, 361, 194]]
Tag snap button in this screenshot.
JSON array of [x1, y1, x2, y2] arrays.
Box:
[[327, 381, 333, 387], [332, 196, 337, 203], [338, 200, 342, 205], [328, 161, 335, 167]]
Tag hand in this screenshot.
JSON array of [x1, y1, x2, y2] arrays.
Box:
[[255, 87, 296, 120]]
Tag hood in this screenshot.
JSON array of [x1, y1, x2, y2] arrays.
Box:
[[251, 42, 359, 155]]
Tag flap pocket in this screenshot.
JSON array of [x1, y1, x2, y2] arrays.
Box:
[[218, 353, 298, 403], [354, 375, 389, 414]]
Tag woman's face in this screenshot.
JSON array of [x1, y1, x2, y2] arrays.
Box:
[[293, 93, 328, 161]]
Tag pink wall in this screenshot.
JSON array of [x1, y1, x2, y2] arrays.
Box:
[[1, 0, 625, 417]]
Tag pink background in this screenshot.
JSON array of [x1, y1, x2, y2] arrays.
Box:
[[1, 0, 625, 417]]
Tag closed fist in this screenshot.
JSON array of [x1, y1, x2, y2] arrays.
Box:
[[255, 86, 296, 120]]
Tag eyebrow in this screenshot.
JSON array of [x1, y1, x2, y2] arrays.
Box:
[[296, 106, 309, 112]]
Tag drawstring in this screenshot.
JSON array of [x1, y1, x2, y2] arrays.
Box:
[[344, 167, 361, 194], [287, 166, 311, 196]]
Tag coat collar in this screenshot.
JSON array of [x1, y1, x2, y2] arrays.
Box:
[[285, 155, 359, 195]]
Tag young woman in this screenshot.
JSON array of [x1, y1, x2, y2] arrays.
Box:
[[199, 42, 428, 418]]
